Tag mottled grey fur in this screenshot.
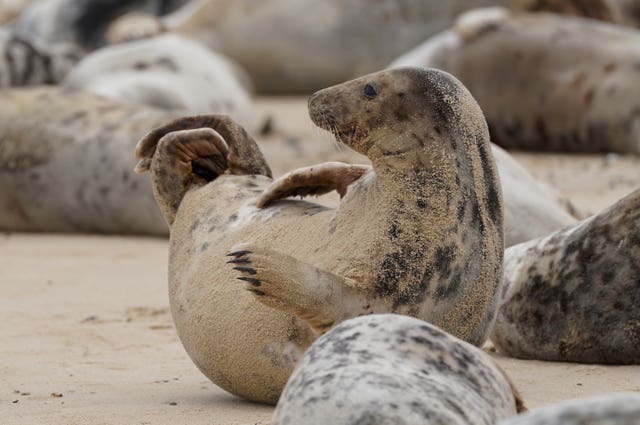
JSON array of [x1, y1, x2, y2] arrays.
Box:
[[493, 188, 640, 364], [272, 314, 519, 425], [498, 393, 640, 425], [0, 87, 177, 234]]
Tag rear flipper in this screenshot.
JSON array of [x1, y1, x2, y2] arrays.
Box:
[[135, 114, 272, 225], [227, 244, 372, 334], [256, 162, 370, 208]]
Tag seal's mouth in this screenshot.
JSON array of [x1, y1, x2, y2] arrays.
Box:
[[309, 109, 368, 146]]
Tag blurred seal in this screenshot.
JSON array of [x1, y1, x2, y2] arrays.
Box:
[[392, 8, 640, 153]]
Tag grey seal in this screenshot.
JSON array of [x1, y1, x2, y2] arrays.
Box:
[[391, 8, 640, 153], [112, 0, 512, 93], [272, 314, 524, 425], [498, 393, 640, 425], [62, 33, 254, 127], [493, 188, 640, 364], [135, 67, 505, 403], [0, 87, 178, 234]]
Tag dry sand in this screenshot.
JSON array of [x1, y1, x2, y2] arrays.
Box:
[[2, 97, 639, 424]]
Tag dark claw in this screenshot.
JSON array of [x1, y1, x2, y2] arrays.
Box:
[[227, 250, 252, 257], [237, 277, 261, 287], [227, 258, 251, 264], [251, 290, 266, 296], [233, 266, 256, 275]]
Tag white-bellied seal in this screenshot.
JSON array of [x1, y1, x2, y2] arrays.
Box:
[[498, 393, 640, 425], [492, 188, 640, 364], [272, 314, 524, 425], [0, 87, 180, 234], [391, 8, 640, 153], [135, 67, 505, 403], [62, 33, 254, 127], [0, 27, 80, 86], [112, 0, 510, 93]]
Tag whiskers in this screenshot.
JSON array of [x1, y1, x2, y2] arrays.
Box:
[[312, 110, 346, 151]]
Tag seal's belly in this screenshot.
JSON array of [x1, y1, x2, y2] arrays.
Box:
[[166, 175, 335, 403]]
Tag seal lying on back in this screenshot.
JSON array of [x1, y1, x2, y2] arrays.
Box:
[[0, 87, 177, 234], [391, 8, 640, 153], [113, 0, 510, 93], [493, 188, 640, 364], [135, 67, 505, 403], [498, 393, 640, 425], [272, 315, 524, 425], [62, 33, 254, 126]]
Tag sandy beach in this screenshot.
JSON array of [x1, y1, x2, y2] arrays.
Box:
[[2, 97, 639, 424]]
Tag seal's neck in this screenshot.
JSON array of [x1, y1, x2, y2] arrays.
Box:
[[366, 129, 474, 199]]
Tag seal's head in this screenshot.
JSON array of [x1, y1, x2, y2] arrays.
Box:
[[308, 67, 483, 161]]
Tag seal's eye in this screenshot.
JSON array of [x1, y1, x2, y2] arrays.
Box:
[[363, 83, 378, 99]]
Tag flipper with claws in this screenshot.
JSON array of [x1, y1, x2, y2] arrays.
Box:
[[227, 244, 373, 334]]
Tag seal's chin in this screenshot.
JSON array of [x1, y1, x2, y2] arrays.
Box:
[[309, 107, 370, 151], [334, 125, 368, 147]]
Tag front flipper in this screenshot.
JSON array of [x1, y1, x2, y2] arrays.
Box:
[[227, 244, 371, 334], [256, 162, 370, 208]]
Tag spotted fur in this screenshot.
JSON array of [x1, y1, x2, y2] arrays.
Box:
[[493, 189, 640, 364], [272, 315, 520, 425], [498, 393, 640, 425], [0, 87, 181, 234]]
